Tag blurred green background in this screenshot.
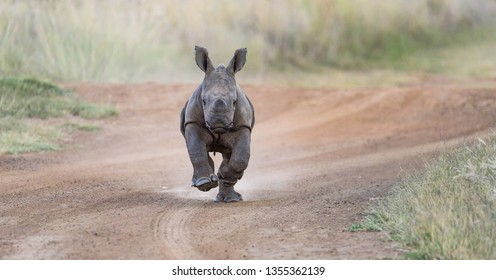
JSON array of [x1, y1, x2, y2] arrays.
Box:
[[1, 0, 496, 87]]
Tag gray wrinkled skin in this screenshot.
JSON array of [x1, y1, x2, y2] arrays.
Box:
[[180, 46, 255, 203]]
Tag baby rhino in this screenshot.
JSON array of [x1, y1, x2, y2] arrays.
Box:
[[180, 46, 255, 202]]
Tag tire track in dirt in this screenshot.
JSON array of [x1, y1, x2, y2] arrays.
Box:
[[151, 199, 204, 259]]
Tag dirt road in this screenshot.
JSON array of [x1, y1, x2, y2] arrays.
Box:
[[1, 82, 496, 259]]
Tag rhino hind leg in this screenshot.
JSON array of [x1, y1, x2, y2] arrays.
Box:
[[215, 180, 243, 203], [215, 156, 243, 202]]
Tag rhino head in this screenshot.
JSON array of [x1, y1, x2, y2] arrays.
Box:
[[195, 46, 247, 134]]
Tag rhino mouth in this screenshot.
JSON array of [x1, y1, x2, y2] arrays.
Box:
[[206, 121, 234, 134]]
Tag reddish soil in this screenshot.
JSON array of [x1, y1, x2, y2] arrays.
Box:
[[1, 82, 496, 259]]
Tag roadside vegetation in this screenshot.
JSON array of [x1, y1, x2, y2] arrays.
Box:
[[0, 78, 116, 154], [1, 0, 496, 86], [352, 135, 496, 259]]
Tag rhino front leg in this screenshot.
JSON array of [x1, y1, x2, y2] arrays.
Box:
[[185, 123, 218, 192], [216, 128, 251, 203]]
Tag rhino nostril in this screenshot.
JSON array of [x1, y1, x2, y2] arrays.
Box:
[[214, 99, 228, 109], [205, 121, 233, 131]]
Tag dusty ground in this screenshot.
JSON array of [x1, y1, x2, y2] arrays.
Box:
[[1, 82, 496, 259]]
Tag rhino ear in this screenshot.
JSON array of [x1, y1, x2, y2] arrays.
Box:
[[227, 48, 247, 75], [195, 46, 214, 75]]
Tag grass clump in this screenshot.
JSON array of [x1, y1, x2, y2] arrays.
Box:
[[0, 77, 116, 154], [350, 213, 384, 232], [0, 117, 60, 154], [61, 122, 100, 133], [357, 135, 496, 259], [0, 77, 117, 119]]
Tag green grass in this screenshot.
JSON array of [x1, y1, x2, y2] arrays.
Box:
[[0, 117, 60, 154], [353, 135, 496, 259], [350, 213, 383, 232], [61, 122, 100, 133], [0, 77, 117, 119], [0, 77, 116, 154]]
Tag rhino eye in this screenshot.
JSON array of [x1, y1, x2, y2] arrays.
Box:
[[202, 99, 206, 106], [233, 100, 237, 106]]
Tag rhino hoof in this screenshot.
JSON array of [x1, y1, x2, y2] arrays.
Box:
[[215, 191, 243, 203], [192, 174, 218, 192]]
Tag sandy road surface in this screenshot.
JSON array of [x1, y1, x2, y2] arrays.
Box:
[[1, 82, 496, 259]]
